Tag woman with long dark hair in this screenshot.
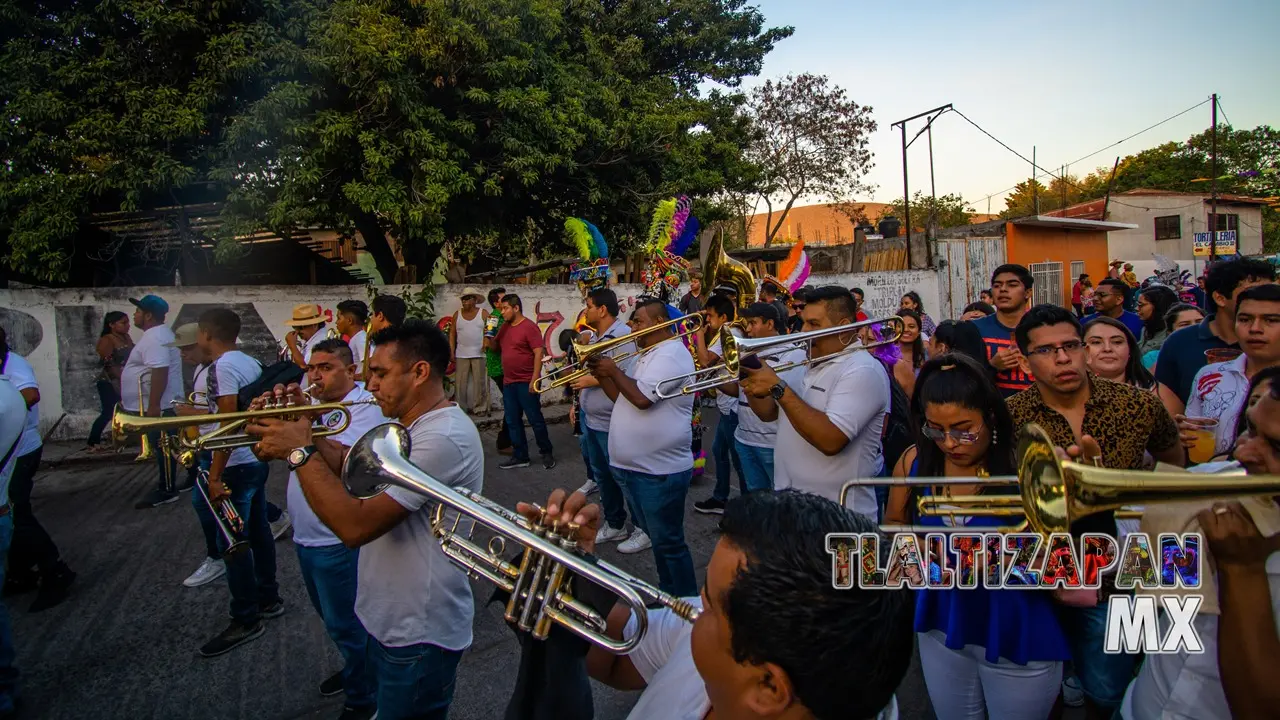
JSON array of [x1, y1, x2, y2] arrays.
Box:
[[1135, 285, 1178, 355], [87, 311, 133, 450], [894, 309, 926, 399], [887, 354, 1070, 720], [928, 320, 987, 366], [1083, 316, 1155, 390], [900, 291, 937, 336]]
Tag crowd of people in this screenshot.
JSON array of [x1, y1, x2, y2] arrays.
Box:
[[0, 252, 1275, 720]]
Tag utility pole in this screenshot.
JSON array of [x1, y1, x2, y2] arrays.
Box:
[[928, 124, 937, 242], [892, 103, 952, 269], [1209, 93, 1219, 262], [1032, 146, 1039, 215]]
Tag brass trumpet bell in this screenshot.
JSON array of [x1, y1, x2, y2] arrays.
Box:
[[530, 312, 704, 394]]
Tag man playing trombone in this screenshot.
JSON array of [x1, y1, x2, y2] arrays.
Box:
[[247, 320, 483, 720], [738, 286, 891, 519]]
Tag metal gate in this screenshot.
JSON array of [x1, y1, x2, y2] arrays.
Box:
[[936, 236, 1007, 320], [1031, 261, 1064, 307]]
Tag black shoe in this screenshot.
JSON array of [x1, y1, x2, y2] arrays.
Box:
[[541, 454, 556, 470], [499, 457, 530, 469], [29, 564, 75, 613], [320, 670, 344, 697], [199, 620, 265, 657], [693, 498, 726, 515], [260, 601, 285, 619], [176, 477, 195, 493], [135, 488, 179, 509], [338, 706, 377, 720]]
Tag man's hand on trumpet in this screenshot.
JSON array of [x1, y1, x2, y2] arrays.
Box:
[[516, 488, 602, 555], [739, 361, 780, 399], [246, 411, 314, 461], [585, 354, 618, 381]]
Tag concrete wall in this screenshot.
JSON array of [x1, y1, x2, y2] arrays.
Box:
[[0, 269, 940, 441], [1105, 196, 1265, 279]]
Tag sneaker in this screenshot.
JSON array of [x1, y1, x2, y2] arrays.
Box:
[[319, 670, 344, 697], [618, 530, 652, 555], [1062, 675, 1085, 708], [134, 488, 179, 509], [260, 602, 285, 619], [199, 620, 265, 657], [595, 524, 628, 544], [271, 511, 293, 541], [693, 498, 726, 515], [499, 457, 530, 470], [183, 558, 226, 588], [578, 479, 599, 496], [338, 706, 377, 720], [29, 564, 76, 613], [541, 454, 556, 470]]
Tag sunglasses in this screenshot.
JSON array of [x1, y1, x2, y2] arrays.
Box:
[[921, 424, 984, 445]]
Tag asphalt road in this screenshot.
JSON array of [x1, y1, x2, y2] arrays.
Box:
[[13, 413, 934, 720]]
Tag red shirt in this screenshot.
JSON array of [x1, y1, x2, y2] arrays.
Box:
[[495, 317, 544, 384], [856, 310, 868, 322]]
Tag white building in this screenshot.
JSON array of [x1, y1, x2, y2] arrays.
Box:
[[1049, 189, 1268, 279]]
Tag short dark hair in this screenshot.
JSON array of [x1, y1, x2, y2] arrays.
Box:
[[311, 338, 355, 366], [1078, 273, 1090, 282], [1235, 282, 1280, 312], [1204, 257, 1275, 310], [991, 263, 1033, 289], [371, 295, 407, 327], [369, 319, 450, 380], [1097, 277, 1128, 294], [586, 288, 619, 317], [806, 285, 856, 322], [792, 287, 812, 303], [635, 296, 670, 321], [743, 301, 781, 332], [719, 491, 913, 720], [980, 287, 993, 297], [760, 280, 782, 296], [502, 294, 524, 312], [704, 294, 736, 320], [1014, 304, 1081, 353], [198, 308, 240, 344], [850, 287, 864, 299], [487, 287, 507, 306], [337, 299, 369, 324], [962, 301, 995, 316]]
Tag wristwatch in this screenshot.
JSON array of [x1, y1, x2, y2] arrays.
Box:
[[769, 380, 788, 401], [287, 445, 317, 470]]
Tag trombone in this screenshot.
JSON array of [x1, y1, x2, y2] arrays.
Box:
[[840, 424, 1280, 535], [342, 424, 701, 653], [530, 312, 705, 394], [655, 316, 904, 398]]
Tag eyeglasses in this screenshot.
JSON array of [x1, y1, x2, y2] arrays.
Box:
[[1027, 340, 1086, 358], [921, 425, 984, 445]]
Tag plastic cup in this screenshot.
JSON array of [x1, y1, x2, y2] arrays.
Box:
[[1184, 417, 1220, 464]]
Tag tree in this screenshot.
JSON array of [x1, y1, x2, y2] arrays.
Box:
[[881, 191, 975, 232], [1000, 179, 1049, 218], [742, 73, 876, 246]]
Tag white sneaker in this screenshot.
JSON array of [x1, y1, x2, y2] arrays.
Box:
[[184, 557, 226, 588], [618, 530, 652, 554], [578, 479, 599, 496], [596, 524, 628, 544], [271, 511, 292, 541]]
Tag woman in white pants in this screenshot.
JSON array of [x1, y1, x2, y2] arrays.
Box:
[[889, 355, 1071, 720]]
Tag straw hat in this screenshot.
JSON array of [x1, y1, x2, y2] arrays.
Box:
[[164, 323, 200, 348], [285, 303, 325, 327], [460, 286, 484, 301]]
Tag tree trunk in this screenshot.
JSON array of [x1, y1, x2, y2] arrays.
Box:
[[353, 212, 400, 284], [401, 240, 443, 284]]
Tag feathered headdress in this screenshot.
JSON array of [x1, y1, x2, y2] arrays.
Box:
[[642, 196, 695, 302], [761, 240, 811, 300], [566, 217, 611, 294]]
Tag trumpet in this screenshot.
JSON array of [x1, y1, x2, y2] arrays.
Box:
[[342, 424, 701, 653], [530, 312, 705, 394], [195, 467, 248, 557], [655, 316, 904, 398], [840, 424, 1280, 535]]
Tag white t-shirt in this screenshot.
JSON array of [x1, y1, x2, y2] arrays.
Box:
[[289, 385, 388, 547], [735, 344, 808, 449], [205, 351, 262, 467], [120, 324, 183, 412], [192, 364, 217, 436], [709, 329, 743, 416], [581, 319, 634, 434], [624, 599, 900, 720], [774, 350, 888, 520], [0, 376, 28, 503], [608, 339, 696, 475], [347, 330, 368, 375], [356, 403, 483, 649], [3, 353, 41, 456], [1185, 353, 1249, 456]]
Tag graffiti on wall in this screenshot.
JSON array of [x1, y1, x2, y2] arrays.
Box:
[[0, 307, 43, 357]]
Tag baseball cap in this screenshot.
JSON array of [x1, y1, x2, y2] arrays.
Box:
[[129, 294, 169, 315], [742, 302, 781, 322], [165, 323, 200, 348]]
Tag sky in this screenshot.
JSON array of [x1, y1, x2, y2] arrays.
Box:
[[737, 0, 1280, 213]]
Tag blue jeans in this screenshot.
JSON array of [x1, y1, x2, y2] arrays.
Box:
[[711, 411, 745, 502], [1057, 603, 1141, 710], [582, 428, 629, 530], [502, 382, 552, 462], [368, 637, 463, 720], [297, 543, 375, 709], [733, 440, 775, 492], [578, 433, 594, 482], [0, 514, 18, 713], [88, 379, 119, 446], [610, 467, 697, 597], [219, 462, 280, 624]]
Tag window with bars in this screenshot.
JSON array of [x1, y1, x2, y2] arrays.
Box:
[[1155, 215, 1181, 240], [1030, 261, 1064, 307], [1209, 214, 1239, 232], [1070, 260, 1086, 282]]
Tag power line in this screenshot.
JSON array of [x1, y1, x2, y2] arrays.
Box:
[[1215, 96, 1232, 129]]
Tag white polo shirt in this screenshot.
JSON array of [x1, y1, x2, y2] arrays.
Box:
[[580, 319, 634, 434], [708, 328, 744, 416], [608, 339, 696, 475], [624, 599, 900, 720], [120, 324, 183, 412], [2, 353, 41, 456], [773, 349, 889, 519], [288, 385, 388, 547], [735, 343, 807, 449], [347, 330, 368, 375], [1185, 353, 1249, 456]]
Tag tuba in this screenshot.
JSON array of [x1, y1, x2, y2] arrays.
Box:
[[702, 230, 755, 311]]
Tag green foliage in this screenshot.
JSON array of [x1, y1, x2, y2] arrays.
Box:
[[883, 191, 975, 231]]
